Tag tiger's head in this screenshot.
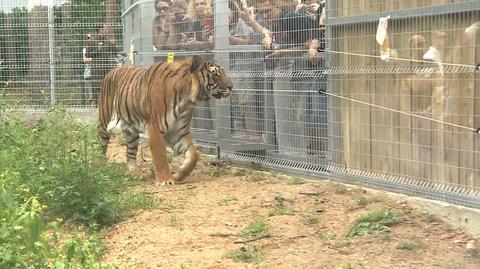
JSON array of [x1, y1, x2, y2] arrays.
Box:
[[191, 56, 233, 100]]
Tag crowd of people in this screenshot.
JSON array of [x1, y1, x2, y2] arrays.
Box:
[[151, 0, 328, 153]]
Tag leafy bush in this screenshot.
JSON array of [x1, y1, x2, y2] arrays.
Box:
[[0, 107, 147, 225], [0, 106, 155, 267], [0, 185, 116, 268]]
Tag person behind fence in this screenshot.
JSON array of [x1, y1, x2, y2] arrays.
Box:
[[182, 0, 215, 131], [180, 0, 214, 50], [82, 32, 96, 106], [237, 0, 279, 146], [261, 0, 319, 153], [229, 0, 263, 140], [94, 25, 118, 105], [295, 0, 328, 154], [153, 0, 172, 50], [163, 0, 194, 50]]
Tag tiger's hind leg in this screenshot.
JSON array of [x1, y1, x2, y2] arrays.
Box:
[[123, 127, 140, 171], [171, 133, 199, 183]]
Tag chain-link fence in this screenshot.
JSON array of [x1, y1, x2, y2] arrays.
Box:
[[1, 0, 479, 208]]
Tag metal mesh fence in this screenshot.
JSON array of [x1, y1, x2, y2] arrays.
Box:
[[1, 0, 479, 208], [327, 1, 480, 207], [0, 0, 123, 109]]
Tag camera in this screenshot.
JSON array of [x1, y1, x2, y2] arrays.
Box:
[[174, 12, 186, 22]]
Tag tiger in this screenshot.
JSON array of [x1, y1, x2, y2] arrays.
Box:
[[98, 55, 233, 185]]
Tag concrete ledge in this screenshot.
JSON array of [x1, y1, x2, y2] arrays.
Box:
[[338, 180, 480, 238]]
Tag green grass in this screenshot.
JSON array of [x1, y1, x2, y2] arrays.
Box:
[[226, 244, 265, 263], [397, 237, 423, 250], [320, 232, 336, 242], [287, 176, 306, 185], [249, 171, 268, 182], [269, 196, 294, 216], [347, 209, 401, 237], [441, 262, 467, 269], [346, 196, 371, 211], [304, 215, 319, 225], [269, 206, 293, 216], [233, 168, 247, 177], [240, 217, 268, 238], [356, 197, 369, 206], [336, 262, 354, 269], [217, 196, 238, 206]]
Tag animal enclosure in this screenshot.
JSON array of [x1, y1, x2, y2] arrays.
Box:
[[0, 0, 479, 208]]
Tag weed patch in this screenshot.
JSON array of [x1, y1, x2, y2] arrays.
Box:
[[269, 196, 294, 216], [304, 215, 319, 225], [249, 171, 268, 182], [217, 196, 238, 206], [226, 244, 264, 263], [397, 237, 423, 250], [347, 209, 401, 237], [269, 206, 293, 216], [287, 177, 306, 185], [441, 262, 467, 269], [240, 217, 268, 238]]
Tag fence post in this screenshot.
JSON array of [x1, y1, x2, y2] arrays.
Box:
[[213, 0, 231, 141], [48, 0, 55, 106]]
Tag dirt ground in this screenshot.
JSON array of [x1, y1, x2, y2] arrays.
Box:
[[102, 140, 480, 269]]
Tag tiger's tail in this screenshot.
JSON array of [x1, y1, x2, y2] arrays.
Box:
[[97, 71, 115, 154], [172, 136, 199, 182]]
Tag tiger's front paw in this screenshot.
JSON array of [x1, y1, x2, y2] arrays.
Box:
[[155, 176, 174, 186], [156, 180, 175, 186]]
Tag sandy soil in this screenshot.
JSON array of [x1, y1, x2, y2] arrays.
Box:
[[102, 140, 480, 269]]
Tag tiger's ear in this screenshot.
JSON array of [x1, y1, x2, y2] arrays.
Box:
[[190, 55, 204, 72]]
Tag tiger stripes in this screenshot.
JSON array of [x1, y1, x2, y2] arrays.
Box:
[[98, 55, 233, 185]]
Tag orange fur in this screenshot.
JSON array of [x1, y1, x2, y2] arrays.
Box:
[[98, 56, 232, 185]]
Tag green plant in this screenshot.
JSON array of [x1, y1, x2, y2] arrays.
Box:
[[336, 261, 366, 269], [347, 209, 401, 237], [336, 262, 353, 269], [320, 232, 336, 242], [208, 167, 224, 177], [233, 168, 247, 177], [217, 196, 238, 206], [269, 206, 293, 216], [397, 237, 423, 250], [332, 183, 348, 194], [0, 186, 116, 268], [441, 262, 467, 269], [226, 244, 264, 263], [0, 106, 155, 267], [249, 171, 267, 182], [287, 176, 306, 185], [240, 217, 268, 238], [346, 196, 371, 211], [0, 107, 156, 225], [304, 215, 319, 225], [356, 197, 369, 206], [169, 215, 178, 226], [269, 196, 294, 216]]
